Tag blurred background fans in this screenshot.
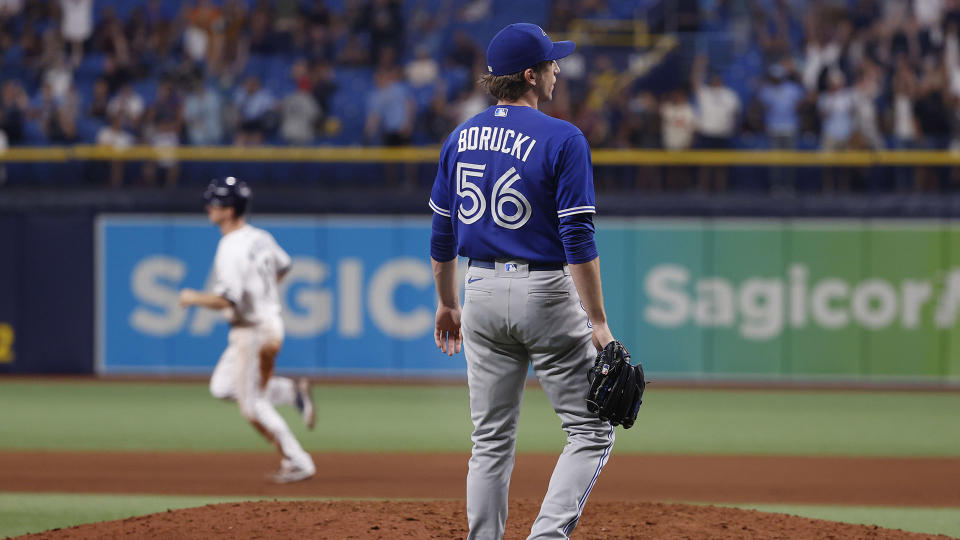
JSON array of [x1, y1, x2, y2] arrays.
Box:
[[2, 0, 960, 194]]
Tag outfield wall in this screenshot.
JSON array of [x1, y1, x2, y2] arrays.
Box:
[[0, 213, 94, 374], [90, 215, 960, 383]]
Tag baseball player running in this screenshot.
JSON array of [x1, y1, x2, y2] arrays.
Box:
[[429, 23, 619, 540], [179, 176, 317, 484]]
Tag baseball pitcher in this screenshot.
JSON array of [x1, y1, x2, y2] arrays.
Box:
[[429, 23, 623, 540], [179, 176, 317, 484]]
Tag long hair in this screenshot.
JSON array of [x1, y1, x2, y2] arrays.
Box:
[[478, 60, 554, 102]]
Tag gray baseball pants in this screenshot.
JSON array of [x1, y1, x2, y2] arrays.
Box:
[[461, 261, 615, 540]]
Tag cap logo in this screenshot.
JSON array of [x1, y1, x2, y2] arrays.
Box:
[[540, 27, 547, 37], [487, 65, 493, 72]]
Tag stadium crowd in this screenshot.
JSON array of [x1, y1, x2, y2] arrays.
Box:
[[0, 0, 959, 191]]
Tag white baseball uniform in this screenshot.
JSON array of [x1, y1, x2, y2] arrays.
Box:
[[207, 224, 314, 474]]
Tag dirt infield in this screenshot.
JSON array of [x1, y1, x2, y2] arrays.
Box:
[[19, 500, 954, 540], [3, 452, 959, 506], [5, 451, 959, 539]]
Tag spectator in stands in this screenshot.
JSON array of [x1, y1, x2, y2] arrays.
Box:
[[447, 29, 482, 73], [886, 59, 920, 190], [60, 0, 92, 66], [753, 0, 797, 63], [914, 0, 945, 54], [451, 85, 490, 126], [888, 59, 920, 150], [661, 89, 696, 190], [38, 27, 65, 76], [0, 80, 28, 144], [758, 63, 805, 149], [407, 1, 450, 56], [310, 60, 338, 125], [573, 97, 612, 148], [912, 57, 951, 190], [233, 75, 277, 145], [88, 78, 111, 121], [818, 69, 856, 191], [757, 61, 806, 194], [142, 81, 182, 187], [338, 34, 371, 66], [303, 19, 335, 64], [281, 62, 321, 144], [692, 55, 741, 192], [248, 3, 277, 55], [621, 90, 663, 191], [584, 55, 620, 112], [96, 112, 135, 187], [93, 8, 135, 79], [48, 86, 79, 143], [92, 6, 118, 53], [624, 91, 661, 149], [547, 0, 577, 32], [343, 0, 373, 35], [818, 69, 855, 151], [184, 0, 222, 63], [661, 89, 696, 151], [273, 0, 301, 45], [0, 127, 7, 183], [125, 6, 153, 70], [213, 0, 249, 80], [364, 67, 414, 145], [405, 45, 439, 88], [183, 80, 223, 145], [914, 58, 951, 149], [30, 83, 59, 140], [422, 80, 454, 143], [101, 54, 134, 95], [43, 52, 73, 100], [364, 65, 416, 188], [305, 0, 331, 27], [801, 11, 846, 92], [852, 63, 884, 150], [370, 0, 405, 59], [0, 0, 22, 18], [458, 0, 491, 23], [149, 15, 179, 65], [107, 84, 145, 133]]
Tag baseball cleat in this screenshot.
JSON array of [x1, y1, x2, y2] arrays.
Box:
[[269, 462, 315, 484], [294, 377, 316, 429]]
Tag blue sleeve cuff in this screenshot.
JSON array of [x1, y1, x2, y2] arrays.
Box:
[[430, 212, 457, 262], [559, 213, 598, 264]]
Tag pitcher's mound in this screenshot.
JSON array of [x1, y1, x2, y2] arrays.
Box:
[[20, 499, 949, 539]]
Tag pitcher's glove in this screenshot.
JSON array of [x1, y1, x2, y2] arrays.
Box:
[[585, 340, 645, 429]]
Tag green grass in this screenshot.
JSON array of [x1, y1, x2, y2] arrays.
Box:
[[0, 492, 258, 537], [721, 503, 960, 539], [1, 381, 959, 455], [2, 381, 957, 538]]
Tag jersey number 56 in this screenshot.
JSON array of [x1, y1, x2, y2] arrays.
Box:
[[456, 162, 532, 230]]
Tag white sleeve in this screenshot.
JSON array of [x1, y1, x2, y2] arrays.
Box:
[[211, 244, 244, 305], [272, 236, 292, 274]]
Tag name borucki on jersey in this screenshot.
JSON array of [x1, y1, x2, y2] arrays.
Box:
[[456, 125, 537, 162]]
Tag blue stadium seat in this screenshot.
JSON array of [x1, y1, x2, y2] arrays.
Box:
[[77, 118, 105, 143], [133, 80, 158, 105]]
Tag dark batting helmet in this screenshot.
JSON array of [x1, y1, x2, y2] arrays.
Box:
[[203, 176, 251, 216]]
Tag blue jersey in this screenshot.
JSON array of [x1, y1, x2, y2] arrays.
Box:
[[429, 105, 596, 264]]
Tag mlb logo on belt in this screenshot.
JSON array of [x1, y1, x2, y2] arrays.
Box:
[[504, 263, 518, 272], [494, 107, 508, 117]]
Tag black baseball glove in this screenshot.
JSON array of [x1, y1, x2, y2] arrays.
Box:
[[585, 340, 645, 429]]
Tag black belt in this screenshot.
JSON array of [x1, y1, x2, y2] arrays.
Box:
[[468, 259, 565, 271]]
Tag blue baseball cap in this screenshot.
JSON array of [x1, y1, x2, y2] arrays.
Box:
[[486, 23, 576, 76]]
